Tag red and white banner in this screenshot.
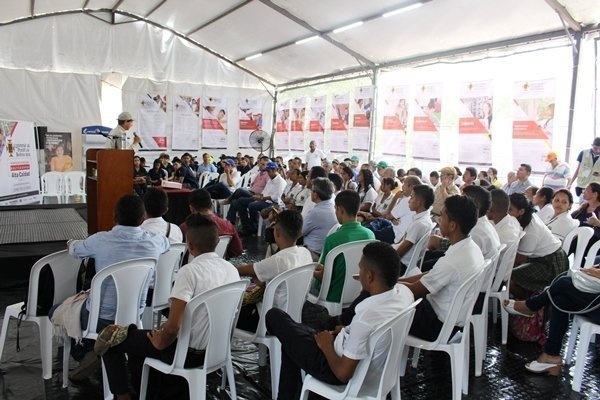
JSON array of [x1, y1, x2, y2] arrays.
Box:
[[172, 95, 200, 150], [351, 86, 373, 152], [201, 96, 227, 149], [275, 100, 290, 152], [308, 96, 326, 150], [329, 93, 349, 154], [380, 86, 409, 157], [513, 79, 556, 173], [138, 94, 168, 149], [413, 83, 442, 161], [238, 97, 264, 149], [290, 98, 306, 151], [458, 81, 493, 165]]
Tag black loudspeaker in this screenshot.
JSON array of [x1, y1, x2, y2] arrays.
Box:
[[35, 126, 47, 149]]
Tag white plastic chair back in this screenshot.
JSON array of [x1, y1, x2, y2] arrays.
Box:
[[565, 315, 600, 392], [490, 232, 524, 292], [149, 244, 185, 311], [475, 246, 504, 313], [312, 239, 375, 316], [239, 172, 254, 188], [563, 226, 594, 269], [402, 227, 433, 278], [41, 172, 64, 200], [200, 172, 219, 188], [63, 171, 86, 196], [215, 235, 232, 258], [583, 240, 600, 268]]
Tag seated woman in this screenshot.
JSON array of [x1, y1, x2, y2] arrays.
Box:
[[571, 182, 600, 263], [340, 164, 357, 191], [508, 193, 569, 299], [533, 186, 554, 224], [503, 268, 600, 375], [147, 158, 167, 186], [546, 189, 579, 241], [357, 168, 378, 212], [358, 177, 396, 223]]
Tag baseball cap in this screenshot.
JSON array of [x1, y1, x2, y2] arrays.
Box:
[[545, 151, 558, 162], [377, 161, 389, 169], [350, 155, 360, 162], [440, 166, 457, 176], [264, 162, 278, 171], [593, 138, 600, 147], [224, 159, 235, 166], [117, 111, 133, 121]]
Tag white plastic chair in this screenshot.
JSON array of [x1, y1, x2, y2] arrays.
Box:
[[62, 258, 156, 400], [401, 227, 433, 278], [489, 231, 525, 345], [41, 172, 64, 203], [565, 315, 600, 392], [307, 239, 376, 316], [400, 262, 488, 400], [562, 226, 594, 270], [300, 299, 421, 400], [139, 280, 247, 400], [215, 235, 232, 259], [234, 263, 316, 399], [63, 171, 86, 201], [200, 172, 219, 188], [470, 246, 504, 377], [0, 250, 80, 380], [582, 239, 600, 268], [142, 243, 186, 329]]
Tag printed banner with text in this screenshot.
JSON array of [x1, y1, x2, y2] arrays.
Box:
[[381, 86, 409, 157], [458, 81, 493, 165], [329, 94, 349, 154], [239, 97, 263, 149], [138, 94, 168, 149], [172, 95, 200, 150], [351, 86, 373, 152], [275, 100, 290, 152], [201, 96, 228, 149], [290, 98, 306, 151], [413, 83, 442, 161], [43, 132, 73, 173], [308, 96, 326, 151]]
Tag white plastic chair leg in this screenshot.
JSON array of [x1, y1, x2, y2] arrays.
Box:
[[399, 346, 409, 376], [572, 323, 594, 392], [38, 318, 53, 379], [62, 335, 71, 388], [462, 335, 470, 395], [411, 348, 421, 368], [268, 342, 282, 400], [565, 317, 580, 365], [0, 312, 12, 363], [101, 361, 111, 400], [473, 316, 485, 377], [226, 359, 237, 399], [139, 363, 150, 400], [188, 373, 206, 400]]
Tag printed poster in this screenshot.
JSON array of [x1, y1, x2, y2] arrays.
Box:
[[329, 93, 349, 154], [138, 94, 168, 149], [381, 86, 409, 157], [513, 79, 556, 173], [413, 83, 442, 161], [0, 120, 41, 205], [275, 100, 290, 152], [290, 98, 306, 151], [172, 95, 200, 150], [308, 96, 326, 151], [458, 81, 493, 165], [43, 132, 73, 173], [351, 86, 373, 152], [239, 97, 263, 149], [201, 96, 228, 149]]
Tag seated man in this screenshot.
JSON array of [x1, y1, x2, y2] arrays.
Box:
[[301, 166, 328, 218], [204, 158, 241, 199], [172, 157, 199, 189], [140, 187, 183, 243], [179, 189, 242, 259], [487, 189, 522, 279], [266, 241, 414, 400], [302, 177, 338, 261], [432, 167, 460, 216], [63, 194, 170, 379], [226, 156, 270, 224], [400, 195, 484, 341], [236, 210, 312, 331], [462, 185, 501, 259], [133, 156, 148, 197]]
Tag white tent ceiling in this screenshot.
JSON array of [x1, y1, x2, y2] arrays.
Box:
[[0, 0, 599, 87]]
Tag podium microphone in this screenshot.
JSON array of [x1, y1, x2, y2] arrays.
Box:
[[133, 132, 143, 148]]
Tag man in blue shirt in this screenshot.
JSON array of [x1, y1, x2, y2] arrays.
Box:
[[507, 163, 532, 195], [197, 152, 217, 174], [302, 177, 338, 260]]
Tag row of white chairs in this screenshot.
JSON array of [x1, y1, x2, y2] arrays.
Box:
[[41, 171, 86, 202]]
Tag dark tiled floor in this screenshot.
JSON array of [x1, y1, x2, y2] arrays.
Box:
[[0, 235, 599, 399]]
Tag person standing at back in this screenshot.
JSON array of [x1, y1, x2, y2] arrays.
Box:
[[305, 140, 326, 170], [568, 137, 600, 197]]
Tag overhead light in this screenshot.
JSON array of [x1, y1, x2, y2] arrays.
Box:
[[382, 2, 423, 18], [333, 21, 364, 34], [245, 53, 263, 61], [296, 36, 319, 45]]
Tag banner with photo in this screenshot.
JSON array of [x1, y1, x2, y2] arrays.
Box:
[[0, 120, 40, 205], [275, 100, 290, 152], [138, 94, 168, 149], [351, 86, 373, 152], [458, 81, 493, 165], [239, 97, 264, 149], [172, 95, 200, 150], [43, 132, 73, 173], [308, 96, 326, 151], [381, 86, 409, 157], [413, 83, 442, 161], [290, 98, 306, 151], [201, 96, 228, 149], [329, 93, 349, 154], [513, 79, 556, 173]]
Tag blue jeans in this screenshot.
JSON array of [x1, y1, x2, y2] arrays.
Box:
[[227, 197, 253, 225]]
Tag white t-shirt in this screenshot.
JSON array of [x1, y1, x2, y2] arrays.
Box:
[[372, 192, 395, 215], [263, 174, 287, 203], [518, 214, 561, 258], [140, 217, 183, 244], [390, 196, 415, 242], [492, 215, 521, 248], [536, 203, 554, 225], [359, 186, 378, 206], [305, 149, 326, 169], [218, 170, 241, 192], [546, 211, 579, 242], [470, 216, 501, 259], [398, 210, 434, 266], [294, 187, 310, 207], [420, 237, 484, 326], [253, 246, 313, 309], [170, 252, 240, 350]]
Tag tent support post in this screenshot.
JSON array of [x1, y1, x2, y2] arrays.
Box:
[[565, 31, 582, 163], [270, 90, 278, 159], [368, 68, 379, 162]]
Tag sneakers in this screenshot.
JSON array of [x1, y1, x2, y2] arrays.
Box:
[[68, 350, 101, 381]]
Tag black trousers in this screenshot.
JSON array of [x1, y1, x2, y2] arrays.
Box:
[[265, 308, 343, 400], [408, 298, 445, 341]]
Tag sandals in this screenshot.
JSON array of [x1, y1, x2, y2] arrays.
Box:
[[525, 360, 562, 376], [502, 299, 534, 318]]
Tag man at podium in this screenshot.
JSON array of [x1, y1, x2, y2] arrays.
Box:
[[105, 111, 141, 151]]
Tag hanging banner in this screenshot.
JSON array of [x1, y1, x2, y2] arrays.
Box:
[[351, 86, 373, 152], [413, 83, 442, 161], [381, 86, 409, 157], [201, 96, 228, 149], [275, 100, 290, 153], [0, 120, 41, 205], [239, 97, 263, 149], [308, 96, 326, 151], [513, 79, 556, 173], [43, 132, 73, 173], [290, 98, 306, 151], [329, 93, 349, 154], [458, 81, 493, 166], [172, 95, 200, 150], [138, 94, 168, 150]]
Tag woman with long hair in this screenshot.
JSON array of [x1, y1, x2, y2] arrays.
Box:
[[546, 189, 579, 241], [357, 169, 377, 212], [533, 186, 554, 224], [340, 165, 357, 191]]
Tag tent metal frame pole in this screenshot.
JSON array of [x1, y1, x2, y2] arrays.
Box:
[[270, 90, 278, 159], [595, 37, 599, 138], [367, 68, 379, 161], [565, 31, 582, 163]]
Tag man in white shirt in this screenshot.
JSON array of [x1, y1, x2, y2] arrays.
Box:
[[542, 151, 571, 190], [105, 111, 141, 150], [462, 185, 501, 259], [305, 140, 326, 170], [101, 215, 240, 399], [237, 210, 312, 331], [266, 241, 414, 399], [400, 195, 485, 341], [301, 166, 328, 218], [140, 187, 183, 243], [205, 158, 241, 199]]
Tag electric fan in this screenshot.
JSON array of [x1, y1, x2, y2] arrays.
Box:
[[248, 129, 273, 156]]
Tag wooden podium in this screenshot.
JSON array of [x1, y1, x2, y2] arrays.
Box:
[[86, 149, 134, 234]]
